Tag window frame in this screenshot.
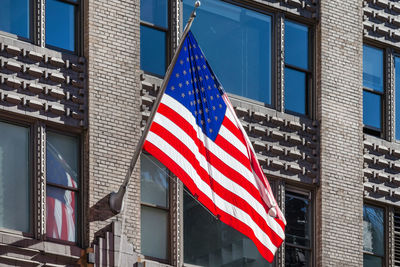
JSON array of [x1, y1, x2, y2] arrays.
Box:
[[393, 52, 400, 143], [283, 16, 314, 118], [0, 117, 34, 237], [362, 202, 388, 267], [44, 0, 81, 54], [284, 186, 314, 267], [44, 128, 82, 246], [140, 153, 172, 264], [140, 0, 171, 78], [362, 42, 386, 138]]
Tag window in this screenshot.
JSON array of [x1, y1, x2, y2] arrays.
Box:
[[46, 131, 80, 243], [0, 121, 30, 233], [284, 21, 311, 116], [140, 154, 170, 261], [0, 0, 79, 53], [183, 0, 272, 105], [285, 191, 312, 267], [0, 0, 31, 39], [395, 56, 400, 141], [46, 0, 79, 52], [140, 0, 169, 77], [363, 204, 385, 267], [183, 190, 273, 267], [363, 45, 384, 136]]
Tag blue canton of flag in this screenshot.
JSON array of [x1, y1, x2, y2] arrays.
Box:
[[165, 32, 226, 141]]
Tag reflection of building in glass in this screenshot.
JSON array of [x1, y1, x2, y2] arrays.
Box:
[[0, 0, 399, 266]]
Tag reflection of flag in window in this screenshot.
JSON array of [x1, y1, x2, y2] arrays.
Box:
[[46, 142, 77, 242]]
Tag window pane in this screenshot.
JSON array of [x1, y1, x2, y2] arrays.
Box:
[[363, 91, 381, 130], [47, 132, 79, 187], [0, 122, 30, 232], [395, 56, 400, 140], [184, 192, 272, 266], [46, 185, 77, 242], [140, 0, 168, 28], [141, 206, 168, 259], [0, 0, 30, 38], [140, 25, 166, 76], [184, 0, 272, 104], [285, 68, 307, 115], [363, 254, 382, 267], [285, 21, 309, 70], [141, 154, 169, 208], [285, 192, 311, 248], [363, 45, 383, 92], [363, 205, 384, 256], [285, 246, 311, 267], [46, 0, 75, 51]]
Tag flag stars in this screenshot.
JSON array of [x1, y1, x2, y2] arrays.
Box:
[[219, 104, 223, 108], [205, 108, 209, 113], [186, 80, 189, 86], [194, 78, 197, 82], [199, 77, 203, 81], [209, 129, 213, 133], [201, 120, 204, 125], [203, 65, 206, 69], [207, 118, 211, 123], [195, 55, 199, 60], [195, 88, 199, 93], [205, 75, 209, 80], [194, 111, 198, 115], [215, 116, 218, 121], [201, 87, 205, 92], [179, 83, 183, 88], [180, 60, 184, 65], [210, 96, 214, 100], [203, 98, 207, 103], [176, 73, 180, 78], [208, 85, 211, 90], [216, 94, 220, 98], [197, 66, 201, 71], [171, 86, 175, 91], [184, 46, 187, 51], [181, 93, 185, 98], [212, 106, 216, 110], [186, 57, 189, 62]]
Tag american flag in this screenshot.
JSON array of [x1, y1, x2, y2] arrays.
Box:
[[143, 31, 286, 262], [46, 141, 77, 242]]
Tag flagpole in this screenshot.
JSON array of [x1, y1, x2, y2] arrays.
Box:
[[109, 1, 201, 213]]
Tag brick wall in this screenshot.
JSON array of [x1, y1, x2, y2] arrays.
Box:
[[317, 0, 364, 266], [85, 0, 142, 251]]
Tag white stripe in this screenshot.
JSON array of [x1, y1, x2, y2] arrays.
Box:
[[64, 190, 75, 242], [147, 131, 279, 253], [161, 95, 258, 189], [152, 112, 285, 239], [54, 199, 63, 239], [218, 124, 248, 157]]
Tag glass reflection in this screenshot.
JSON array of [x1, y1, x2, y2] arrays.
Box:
[[140, 25, 166, 76], [363, 254, 382, 267], [140, 0, 168, 28], [285, 21, 309, 70], [285, 68, 306, 115], [363, 45, 383, 92], [183, 0, 272, 104], [46, 0, 75, 51], [363, 91, 381, 130], [285, 246, 310, 267], [363, 205, 384, 256], [141, 154, 169, 208], [0, 0, 30, 38], [285, 192, 311, 247], [184, 191, 272, 266]]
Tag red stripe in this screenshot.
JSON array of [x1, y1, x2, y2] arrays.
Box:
[[144, 141, 280, 262], [156, 104, 264, 205], [61, 202, 68, 241], [46, 197, 58, 239], [148, 122, 284, 246]]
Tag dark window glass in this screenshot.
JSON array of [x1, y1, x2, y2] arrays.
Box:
[[0, 121, 30, 232], [46, 0, 76, 51], [140, 0, 168, 28], [0, 0, 30, 38], [285, 191, 311, 267], [363, 91, 381, 131], [285, 21, 308, 70], [285, 68, 306, 115], [284, 20, 310, 115], [140, 25, 167, 77], [363, 45, 383, 92], [364, 254, 382, 267], [184, 0, 272, 104], [395, 56, 400, 140], [184, 191, 272, 266], [46, 132, 79, 242], [363, 45, 384, 134], [140, 154, 169, 260], [363, 205, 384, 256]]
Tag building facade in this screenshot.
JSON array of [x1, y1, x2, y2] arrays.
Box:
[[0, 0, 398, 266]]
